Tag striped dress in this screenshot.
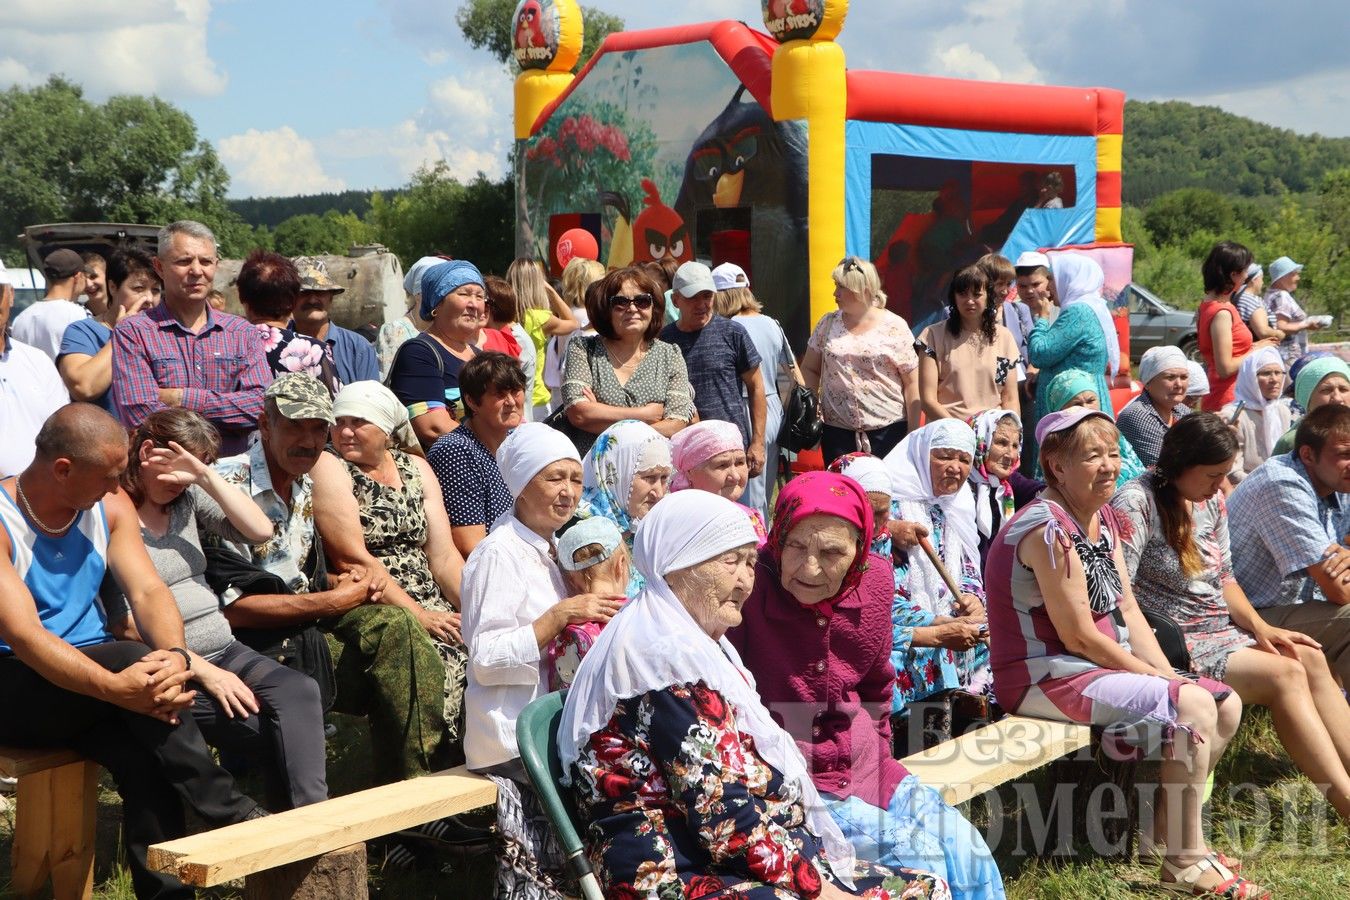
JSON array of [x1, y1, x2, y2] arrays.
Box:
[[985, 498, 1230, 758]]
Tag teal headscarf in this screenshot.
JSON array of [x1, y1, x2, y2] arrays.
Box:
[[1040, 369, 1144, 485], [1047, 369, 1102, 413], [1295, 357, 1350, 412]]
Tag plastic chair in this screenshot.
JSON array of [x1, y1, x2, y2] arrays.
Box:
[[516, 692, 604, 900]]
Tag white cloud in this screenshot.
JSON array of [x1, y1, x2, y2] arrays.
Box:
[[218, 127, 346, 197], [322, 118, 508, 185], [0, 0, 226, 98], [933, 43, 1006, 82]]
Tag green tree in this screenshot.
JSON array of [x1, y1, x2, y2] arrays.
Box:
[[272, 210, 375, 256], [1142, 188, 1241, 248], [456, 0, 624, 71], [0, 76, 250, 258], [368, 163, 515, 275]]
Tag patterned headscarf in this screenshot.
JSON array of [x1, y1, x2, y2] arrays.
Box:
[[1047, 368, 1101, 413], [767, 471, 873, 615], [669, 420, 744, 491], [579, 419, 671, 534], [969, 409, 1022, 539]]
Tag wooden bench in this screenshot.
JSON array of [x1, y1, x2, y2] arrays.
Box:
[[0, 746, 98, 900], [148, 766, 496, 897], [899, 715, 1093, 806]]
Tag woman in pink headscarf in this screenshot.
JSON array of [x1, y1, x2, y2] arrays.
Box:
[[669, 420, 768, 546]]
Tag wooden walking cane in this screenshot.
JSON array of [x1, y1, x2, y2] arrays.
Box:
[[916, 534, 963, 600]]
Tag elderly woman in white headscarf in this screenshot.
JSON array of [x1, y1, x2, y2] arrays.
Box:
[[310, 380, 470, 746], [461, 421, 624, 899], [1117, 345, 1193, 467], [1223, 345, 1290, 485], [1025, 253, 1118, 466], [577, 418, 672, 597], [967, 410, 1043, 565], [559, 491, 951, 900], [376, 255, 441, 380], [882, 419, 992, 735]]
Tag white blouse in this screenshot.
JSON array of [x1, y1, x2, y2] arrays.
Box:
[[461, 514, 566, 771]]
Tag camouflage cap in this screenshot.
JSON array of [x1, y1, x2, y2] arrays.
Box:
[[293, 256, 345, 294], [264, 373, 335, 424]]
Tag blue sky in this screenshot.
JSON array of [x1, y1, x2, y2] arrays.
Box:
[[1, 0, 1345, 198]]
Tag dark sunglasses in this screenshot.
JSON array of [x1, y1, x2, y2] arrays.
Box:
[[611, 294, 655, 310]]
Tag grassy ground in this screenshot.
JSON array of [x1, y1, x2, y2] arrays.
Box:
[[0, 708, 1344, 898]]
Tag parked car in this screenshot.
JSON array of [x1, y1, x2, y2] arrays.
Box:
[[1123, 282, 1198, 363]]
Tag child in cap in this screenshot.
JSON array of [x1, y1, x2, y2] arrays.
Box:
[[547, 517, 629, 688]]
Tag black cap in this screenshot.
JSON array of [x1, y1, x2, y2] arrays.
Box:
[[43, 249, 85, 280]]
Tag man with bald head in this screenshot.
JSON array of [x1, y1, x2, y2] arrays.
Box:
[[0, 404, 262, 900]]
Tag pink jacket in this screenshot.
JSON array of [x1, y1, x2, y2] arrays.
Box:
[[727, 554, 908, 808]]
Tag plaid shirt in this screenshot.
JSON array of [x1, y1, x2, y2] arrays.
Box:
[[1116, 391, 1189, 468], [1228, 453, 1350, 608], [112, 303, 272, 455]]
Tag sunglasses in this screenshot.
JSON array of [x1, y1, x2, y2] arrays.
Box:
[[611, 294, 655, 310], [840, 256, 863, 274]]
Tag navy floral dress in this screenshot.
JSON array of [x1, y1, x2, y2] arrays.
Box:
[[570, 680, 949, 899]]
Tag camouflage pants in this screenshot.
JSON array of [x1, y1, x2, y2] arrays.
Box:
[[323, 604, 447, 784]]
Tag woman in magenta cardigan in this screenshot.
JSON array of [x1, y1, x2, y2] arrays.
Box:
[[728, 472, 1005, 900]]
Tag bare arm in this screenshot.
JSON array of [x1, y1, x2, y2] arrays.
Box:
[[412, 455, 465, 602], [104, 490, 188, 652], [1209, 310, 1239, 379], [1247, 307, 1285, 341], [1276, 314, 1316, 333], [412, 408, 457, 449], [1307, 546, 1350, 606], [742, 368, 767, 477], [221, 581, 368, 629], [1000, 367, 1019, 412], [1019, 524, 1169, 676], [917, 355, 952, 420], [541, 284, 579, 337], [566, 397, 664, 432], [58, 347, 113, 402], [451, 524, 487, 560], [900, 366, 922, 429], [151, 442, 272, 543], [801, 347, 823, 392]]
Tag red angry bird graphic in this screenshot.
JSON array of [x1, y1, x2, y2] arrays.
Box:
[[515, 0, 546, 50], [632, 179, 692, 265], [769, 0, 811, 18]]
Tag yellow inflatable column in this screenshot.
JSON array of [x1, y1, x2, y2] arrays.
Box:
[[764, 0, 849, 332], [511, 0, 584, 140]]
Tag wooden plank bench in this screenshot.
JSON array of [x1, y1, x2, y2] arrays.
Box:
[[148, 765, 497, 897], [0, 746, 98, 900], [899, 715, 1093, 806]]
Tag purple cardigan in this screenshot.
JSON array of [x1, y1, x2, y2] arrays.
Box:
[[727, 553, 907, 809]]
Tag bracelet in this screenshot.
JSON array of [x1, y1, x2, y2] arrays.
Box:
[[168, 647, 192, 671]]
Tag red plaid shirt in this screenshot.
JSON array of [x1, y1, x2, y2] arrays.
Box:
[[112, 303, 272, 454]]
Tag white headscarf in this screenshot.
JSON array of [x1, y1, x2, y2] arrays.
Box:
[[1138, 345, 1189, 388], [558, 491, 857, 885], [495, 422, 582, 498], [1186, 360, 1210, 399], [403, 255, 444, 299], [580, 419, 672, 532], [1053, 253, 1121, 378], [884, 419, 980, 615], [834, 454, 894, 496], [1234, 346, 1287, 457], [969, 409, 1022, 540], [332, 381, 419, 454]]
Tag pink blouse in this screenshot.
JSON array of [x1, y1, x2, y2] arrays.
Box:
[[808, 310, 918, 431]]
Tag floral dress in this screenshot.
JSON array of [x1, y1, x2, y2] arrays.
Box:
[[879, 502, 990, 716], [256, 324, 340, 395], [1110, 478, 1256, 680], [570, 680, 949, 899], [345, 450, 467, 744], [1024, 305, 1111, 462]]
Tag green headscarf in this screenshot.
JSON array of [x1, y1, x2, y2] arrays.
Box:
[[1295, 357, 1350, 412], [1047, 369, 1101, 413]]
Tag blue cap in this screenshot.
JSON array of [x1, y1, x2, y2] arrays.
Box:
[[557, 517, 624, 572]]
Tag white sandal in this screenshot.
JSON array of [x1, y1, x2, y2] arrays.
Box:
[[1159, 854, 1269, 898]]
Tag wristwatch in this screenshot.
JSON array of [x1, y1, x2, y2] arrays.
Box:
[[168, 647, 192, 671]]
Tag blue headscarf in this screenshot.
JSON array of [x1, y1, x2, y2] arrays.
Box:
[[420, 260, 484, 321]]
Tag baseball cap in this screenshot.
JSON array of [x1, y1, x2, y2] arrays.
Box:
[[294, 256, 344, 294], [557, 517, 623, 572], [672, 261, 716, 299], [711, 262, 749, 292], [1034, 406, 1113, 447], [264, 373, 335, 424], [43, 249, 85, 280], [1014, 251, 1050, 271]]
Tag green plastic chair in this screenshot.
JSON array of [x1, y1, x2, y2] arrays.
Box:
[[516, 691, 605, 900]]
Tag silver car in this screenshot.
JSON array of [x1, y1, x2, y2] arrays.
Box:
[[1123, 282, 1199, 363]]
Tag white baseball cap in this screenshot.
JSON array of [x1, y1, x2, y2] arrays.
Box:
[[1014, 251, 1050, 270], [711, 262, 749, 292], [672, 261, 716, 298]]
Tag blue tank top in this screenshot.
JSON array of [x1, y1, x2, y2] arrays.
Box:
[[0, 488, 111, 653]]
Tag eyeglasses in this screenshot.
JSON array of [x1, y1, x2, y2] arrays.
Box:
[[611, 294, 655, 310]]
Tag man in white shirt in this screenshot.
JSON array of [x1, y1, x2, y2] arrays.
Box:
[[0, 261, 70, 477], [9, 249, 88, 360]]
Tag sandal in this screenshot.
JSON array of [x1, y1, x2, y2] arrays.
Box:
[[1160, 855, 1269, 898], [1142, 838, 1244, 874]]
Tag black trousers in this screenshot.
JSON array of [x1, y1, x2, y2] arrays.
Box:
[[820, 419, 909, 468], [0, 641, 259, 900]]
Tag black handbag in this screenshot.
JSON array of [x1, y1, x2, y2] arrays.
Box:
[[542, 403, 592, 451], [779, 383, 822, 452]]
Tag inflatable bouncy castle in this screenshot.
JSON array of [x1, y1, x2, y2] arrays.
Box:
[[511, 0, 1127, 344]]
